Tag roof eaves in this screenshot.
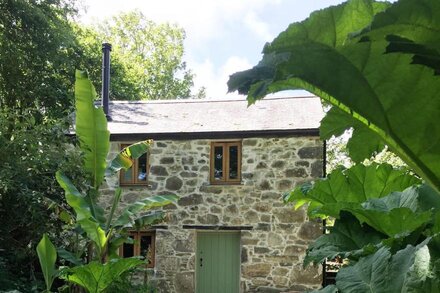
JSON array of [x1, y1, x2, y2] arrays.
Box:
[[109, 128, 320, 141]]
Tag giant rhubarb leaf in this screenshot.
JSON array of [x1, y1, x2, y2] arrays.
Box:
[[66, 258, 144, 293], [285, 163, 420, 218], [228, 0, 440, 191], [304, 212, 385, 266], [336, 238, 440, 293]]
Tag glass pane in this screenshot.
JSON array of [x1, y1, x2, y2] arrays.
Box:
[[137, 154, 147, 182], [140, 235, 153, 264], [229, 146, 239, 179], [214, 146, 223, 180], [122, 242, 134, 257], [122, 167, 133, 183]]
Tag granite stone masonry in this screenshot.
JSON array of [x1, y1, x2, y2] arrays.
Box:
[[102, 136, 323, 293]]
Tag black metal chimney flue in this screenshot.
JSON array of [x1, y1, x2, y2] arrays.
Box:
[[101, 43, 112, 121]]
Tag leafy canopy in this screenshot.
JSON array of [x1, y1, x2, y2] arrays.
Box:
[[78, 10, 205, 100]]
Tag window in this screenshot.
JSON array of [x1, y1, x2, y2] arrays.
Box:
[[210, 141, 242, 184], [119, 231, 155, 268], [119, 144, 149, 186]]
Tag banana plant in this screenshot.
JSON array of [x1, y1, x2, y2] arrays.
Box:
[[37, 70, 177, 292]]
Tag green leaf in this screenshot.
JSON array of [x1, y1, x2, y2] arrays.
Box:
[[75, 70, 110, 189], [65, 258, 143, 293], [57, 248, 84, 266], [56, 171, 107, 253], [359, 0, 440, 74], [36, 234, 57, 292], [346, 207, 431, 237], [286, 163, 420, 218], [342, 184, 440, 237], [133, 211, 165, 230], [361, 184, 440, 214], [305, 212, 385, 266], [335, 239, 439, 292], [105, 188, 122, 231], [106, 140, 151, 176], [113, 194, 178, 228]]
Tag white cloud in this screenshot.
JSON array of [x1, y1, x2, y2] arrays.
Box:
[[79, 0, 279, 42], [191, 56, 252, 99], [243, 11, 273, 41]]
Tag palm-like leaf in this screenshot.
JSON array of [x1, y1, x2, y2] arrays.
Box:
[[113, 194, 178, 228], [56, 171, 107, 255], [106, 140, 151, 176], [75, 70, 110, 190]]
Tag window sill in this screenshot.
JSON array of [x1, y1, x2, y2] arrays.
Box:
[[119, 184, 151, 188], [208, 181, 243, 186]]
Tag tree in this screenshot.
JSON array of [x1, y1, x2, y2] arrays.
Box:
[[0, 1, 86, 290], [0, 0, 79, 126], [80, 10, 204, 100], [228, 0, 440, 291]]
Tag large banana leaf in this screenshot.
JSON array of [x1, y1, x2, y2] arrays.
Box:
[[227, 0, 440, 192], [113, 194, 178, 228], [106, 140, 151, 176], [56, 171, 107, 254], [75, 70, 110, 190]]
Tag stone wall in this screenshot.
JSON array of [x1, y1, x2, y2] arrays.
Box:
[[103, 136, 324, 292]]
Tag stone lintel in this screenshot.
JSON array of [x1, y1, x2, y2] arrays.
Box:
[[182, 225, 253, 231]]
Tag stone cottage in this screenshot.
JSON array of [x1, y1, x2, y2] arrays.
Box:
[[103, 96, 325, 293]]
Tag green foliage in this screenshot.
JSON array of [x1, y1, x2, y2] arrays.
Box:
[[64, 258, 144, 293], [0, 1, 87, 288], [106, 267, 157, 293], [228, 0, 440, 291], [0, 0, 78, 124], [304, 212, 385, 267], [36, 234, 57, 292], [0, 113, 85, 291], [286, 163, 420, 218], [107, 141, 152, 175], [45, 71, 177, 291], [74, 70, 110, 189]]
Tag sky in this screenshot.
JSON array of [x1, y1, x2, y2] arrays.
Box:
[[78, 0, 346, 99]]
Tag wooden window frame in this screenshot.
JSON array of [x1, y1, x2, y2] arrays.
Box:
[[119, 231, 155, 268], [210, 141, 242, 185], [119, 143, 150, 186]]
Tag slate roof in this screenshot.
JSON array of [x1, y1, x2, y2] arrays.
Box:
[[106, 96, 324, 140]]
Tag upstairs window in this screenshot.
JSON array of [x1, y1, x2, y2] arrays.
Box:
[[119, 144, 149, 186], [210, 141, 241, 184], [119, 231, 155, 268]]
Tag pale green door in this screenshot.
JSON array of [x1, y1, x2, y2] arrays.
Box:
[[196, 232, 240, 293]]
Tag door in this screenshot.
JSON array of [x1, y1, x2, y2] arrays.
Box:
[[196, 232, 240, 293]]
